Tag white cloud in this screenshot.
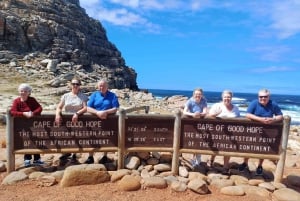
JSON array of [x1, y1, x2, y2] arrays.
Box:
[[79, 0, 300, 39], [270, 1, 300, 39], [250, 66, 295, 73], [249, 45, 290, 62], [97, 8, 143, 26]]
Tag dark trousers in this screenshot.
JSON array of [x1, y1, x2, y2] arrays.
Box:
[[24, 154, 40, 161]]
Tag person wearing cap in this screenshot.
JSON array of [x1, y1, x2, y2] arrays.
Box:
[[10, 83, 43, 167], [55, 76, 88, 165]]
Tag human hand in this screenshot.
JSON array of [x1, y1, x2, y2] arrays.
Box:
[[23, 111, 33, 118], [55, 115, 62, 126], [261, 117, 274, 124], [72, 113, 78, 123], [193, 112, 201, 118], [96, 111, 107, 119]]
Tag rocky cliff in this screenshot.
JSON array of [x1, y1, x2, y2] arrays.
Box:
[[0, 0, 138, 89]]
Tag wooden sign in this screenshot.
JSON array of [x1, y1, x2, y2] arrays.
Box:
[[181, 118, 283, 155], [125, 116, 174, 148], [13, 115, 118, 150]]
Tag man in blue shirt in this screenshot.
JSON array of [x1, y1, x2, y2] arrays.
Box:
[[84, 79, 119, 164], [239, 89, 283, 175]]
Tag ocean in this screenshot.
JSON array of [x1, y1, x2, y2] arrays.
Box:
[[148, 89, 300, 125]]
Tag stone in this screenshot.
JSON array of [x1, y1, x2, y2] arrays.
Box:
[[188, 179, 208, 194], [272, 188, 300, 201], [60, 169, 110, 187], [125, 156, 140, 170], [110, 169, 131, 182], [170, 180, 187, 192], [286, 174, 300, 187], [178, 166, 189, 178], [242, 185, 271, 198], [220, 186, 245, 196], [117, 175, 141, 191], [142, 176, 168, 189], [210, 178, 234, 189], [2, 171, 28, 185], [153, 163, 171, 172], [37, 175, 57, 187]]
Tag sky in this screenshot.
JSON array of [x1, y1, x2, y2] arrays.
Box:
[[79, 0, 300, 95]]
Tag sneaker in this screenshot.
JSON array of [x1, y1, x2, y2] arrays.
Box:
[[238, 162, 248, 172], [221, 168, 230, 175], [190, 159, 199, 168], [24, 160, 31, 167], [84, 156, 94, 164], [33, 159, 44, 165], [98, 155, 109, 164], [59, 153, 72, 160], [70, 154, 78, 164], [256, 165, 263, 175]]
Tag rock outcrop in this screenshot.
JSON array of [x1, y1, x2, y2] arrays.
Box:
[[0, 0, 138, 89]]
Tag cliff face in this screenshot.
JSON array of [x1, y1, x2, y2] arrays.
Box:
[[0, 0, 138, 90]]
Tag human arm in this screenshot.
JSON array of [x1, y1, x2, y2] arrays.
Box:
[[10, 97, 42, 118], [208, 103, 221, 118], [72, 100, 87, 122], [183, 104, 201, 118], [55, 100, 64, 124], [30, 97, 43, 116], [10, 98, 24, 117], [87, 106, 117, 119]]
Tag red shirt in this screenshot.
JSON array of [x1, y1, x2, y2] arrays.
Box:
[[10, 96, 43, 117]]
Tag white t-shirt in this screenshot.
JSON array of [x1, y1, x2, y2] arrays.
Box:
[[61, 92, 88, 113], [209, 102, 240, 118]]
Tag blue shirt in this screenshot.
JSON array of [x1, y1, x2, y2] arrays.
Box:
[[185, 97, 207, 113], [246, 99, 282, 117], [87, 90, 119, 110]]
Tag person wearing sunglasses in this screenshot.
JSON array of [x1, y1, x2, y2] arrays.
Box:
[[208, 90, 240, 174], [10, 83, 44, 167], [239, 88, 283, 175], [55, 76, 88, 165], [84, 78, 119, 164], [183, 88, 208, 170]]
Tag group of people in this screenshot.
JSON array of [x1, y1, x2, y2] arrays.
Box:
[[183, 88, 283, 175], [10, 77, 119, 167], [10, 79, 283, 176]]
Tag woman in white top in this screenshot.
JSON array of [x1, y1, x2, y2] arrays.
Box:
[[55, 77, 88, 164], [208, 90, 240, 174]]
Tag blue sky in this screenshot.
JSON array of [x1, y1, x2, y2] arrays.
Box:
[[79, 0, 299, 95]]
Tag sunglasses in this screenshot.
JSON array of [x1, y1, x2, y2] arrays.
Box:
[[259, 95, 269, 99], [71, 83, 80, 86]]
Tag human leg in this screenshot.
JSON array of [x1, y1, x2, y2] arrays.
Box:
[[85, 152, 94, 164], [33, 154, 44, 165], [223, 156, 230, 169], [239, 158, 249, 172], [256, 159, 264, 175], [24, 154, 32, 167]]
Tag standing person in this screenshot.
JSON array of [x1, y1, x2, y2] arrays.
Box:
[[10, 83, 43, 167], [55, 77, 88, 164], [239, 88, 283, 175], [183, 88, 208, 168], [84, 79, 119, 164], [208, 90, 240, 174]]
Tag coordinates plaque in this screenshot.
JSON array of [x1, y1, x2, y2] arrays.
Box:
[[125, 116, 174, 148]]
